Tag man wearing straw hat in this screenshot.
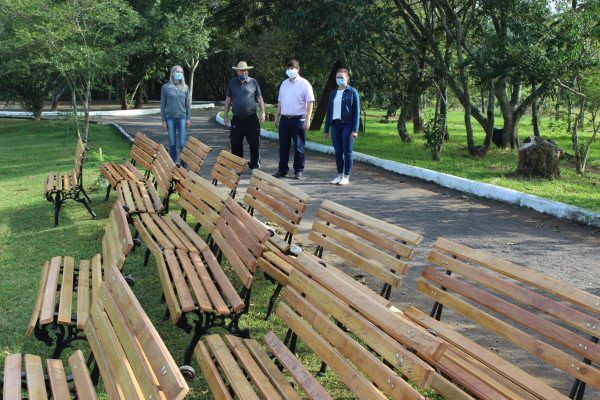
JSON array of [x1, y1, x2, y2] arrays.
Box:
[[224, 61, 266, 170]]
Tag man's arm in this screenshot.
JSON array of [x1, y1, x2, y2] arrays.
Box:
[[257, 95, 266, 123], [275, 101, 281, 129], [305, 101, 314, 131], [223, 96, 231, 127]]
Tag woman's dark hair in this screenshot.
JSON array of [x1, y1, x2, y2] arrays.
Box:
[[336, 68, 351, 82], [287, 59, 300, 69]]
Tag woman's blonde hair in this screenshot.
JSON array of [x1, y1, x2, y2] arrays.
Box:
[[169, 65, 188, 92]]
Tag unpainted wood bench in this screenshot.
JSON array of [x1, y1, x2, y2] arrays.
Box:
[[411, 238, 600, 399], [100, 131, 160, 200], [26, 200, 134, 358], [210, 150, 248, 198], [45, 136, 95, 226], [2, 263, 189, 400]]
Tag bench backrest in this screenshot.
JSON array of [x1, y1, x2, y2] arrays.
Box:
[[101, 200, 134, 274], [210, 150, 248, 196], [150, 145, 176, 199], [84, 263, 189, 400], [244, 169, 310, 243], [130, 132, 160, 171], [73, 136, 86, 184], [419, 237, 600, 390], [179, 136, 212, 173], [309, 200, 423, 295], [211, 197, 270, 289], [177, 171, 230, 232]]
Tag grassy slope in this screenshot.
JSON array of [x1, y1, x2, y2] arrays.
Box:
[[230, 108, 600, 212], [0, 119, 441, 399]]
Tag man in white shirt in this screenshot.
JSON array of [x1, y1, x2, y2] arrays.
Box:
[[273, 59, 315, 180]]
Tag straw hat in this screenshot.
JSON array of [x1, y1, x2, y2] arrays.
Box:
[[232, 61, 254, 70]]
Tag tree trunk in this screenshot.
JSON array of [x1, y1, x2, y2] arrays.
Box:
[[482, 79, 495, 150], [188, 58, 199, 107], [83, 80, 91, 144], [51, 83, 65, 112], [121, 75, 128, 110], [397, 103, 411, 142], [532, 94, 540, 137], [70, 84, 81, 138], [310, 60, 343, 131], [410, 93, 424, 134]]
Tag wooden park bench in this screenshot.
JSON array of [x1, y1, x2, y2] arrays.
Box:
[[116, 145, 176, 217], [408, 238, 600, 399], [2, 263, 189, 400], [26, 200, 134, 358], [134, 172, 270, 378], [210, 150, 248, 197], [179, 136, 212, 172], [260, 200, 422, 319], [99, 132, 160, 201], [194, 254, 472, 400], [45, 136, 95, 227]]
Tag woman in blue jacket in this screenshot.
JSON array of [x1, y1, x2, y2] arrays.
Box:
[[324, 68, 360, 185]]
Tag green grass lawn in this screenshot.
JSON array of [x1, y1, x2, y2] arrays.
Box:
[[224, 108, 600, 212], [0, 119, 442, 399]]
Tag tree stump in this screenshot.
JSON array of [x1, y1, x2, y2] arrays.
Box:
[[516, 136, 562, 179]]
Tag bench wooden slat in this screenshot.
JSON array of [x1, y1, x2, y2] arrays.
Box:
[[279, 292, 421, 400], [68, 350, 97, 400], [211, 170, 238, 190], [195, 341, 235, 400], [433, 237, 600, 315], [223, 335, 285, 400], [57, 256, 75, 325], [25, 354, 48, 400], [46, 359, 71, 400], [84, 316, 121, 399], [139, 213, 175, 250], [218, 151, 248, 171], [416, 279, 600, 388], [211, 229, 254, 288], [404, 306, 567, 400], [164, 249, 197, 313], [220, 206, 263, 257], [429, 374, 476, 400], [423, 265, 600, 364], [26, 261, 50, 336], [156, 254, 183, 324], [195, 250, 240, 314], [177, 249, 212, 312], [246, 195, 298, 234], [3, 354, 21, 399], [244, 339, 302, 400], [264, 331, 333, 400], [251, 169, 311, 202], [129, 181, 147, 212], [91, 254, 102, 301], [170, 213, 210, 252], [40, 256, 62, 325], [216, 218, 257, 273], [76, 260, 90, 329], [205, 335, 261, 400], [246, 186, 302, 224], [188, 252, 228, 314]]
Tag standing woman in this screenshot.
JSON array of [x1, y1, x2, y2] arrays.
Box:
[[323, 68, 360, 185], [161, 65, 191, 164]]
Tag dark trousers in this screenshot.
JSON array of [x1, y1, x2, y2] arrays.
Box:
[[330, 121, 355, 175], [230, 115, 260, 169], [277, 116, 305, 174]]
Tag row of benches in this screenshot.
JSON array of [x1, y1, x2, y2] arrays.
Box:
[[25, 132, 600, 399]]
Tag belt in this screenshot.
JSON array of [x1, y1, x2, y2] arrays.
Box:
[[281, 115, 305, 120]]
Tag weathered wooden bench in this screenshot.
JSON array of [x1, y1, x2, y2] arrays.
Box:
[[411, 237, 600, 399], [2, 263, 189, 400], [194, 257, 471, 400], [26, 200, 134, 358], [99, 132, 160, 201], [179, 136, 212, 172], [210, 150, 248, 197], [134, 172, 270, 377], [116, 145, 176, 217], [45, 136, 95, 226]]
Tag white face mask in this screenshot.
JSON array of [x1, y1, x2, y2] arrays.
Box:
[[286, 69, 298, 79]]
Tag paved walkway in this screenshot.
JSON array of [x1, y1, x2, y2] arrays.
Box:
[[97, 109, 600, 395]]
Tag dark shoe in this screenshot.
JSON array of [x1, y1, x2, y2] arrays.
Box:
[[293, 171, 304, 180], [272, 171, 287, 178]]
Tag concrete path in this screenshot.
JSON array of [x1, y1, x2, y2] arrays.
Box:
[[96, 109, 600, 396]]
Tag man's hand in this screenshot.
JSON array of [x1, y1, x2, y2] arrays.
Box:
[[274, 116, 279, 129], [304, 120, 310, 131], [186, 119, 191, 128], [259, 114, 266, 123], [161, 122, 167, 131], [351, 131, 358, 138], [223, 117, 230, 128], [324, 132, 329, 139]]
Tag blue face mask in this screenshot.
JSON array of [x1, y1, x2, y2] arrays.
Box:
[[174, 72, 183, 81], [239, 72, 248, 81], [336, 77, 347, 86]]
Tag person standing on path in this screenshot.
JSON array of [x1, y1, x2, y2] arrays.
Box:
[[324, 68, 360, 185], [273, 59, 315, 180], [160, 65, 191, 165], [223, 61, 266, 170]]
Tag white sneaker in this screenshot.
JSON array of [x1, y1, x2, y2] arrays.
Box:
[[339, 176, 350, 185], [330, 175, 343, 184]]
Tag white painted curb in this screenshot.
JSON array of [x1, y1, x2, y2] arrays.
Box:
[[216, 112, 600, 228], [0, 103, 215, 119]]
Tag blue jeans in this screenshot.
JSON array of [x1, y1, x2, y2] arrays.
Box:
[[278, 116, 305, 174], [330, 121, 354, 175], [166, 115, 187, 164]]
